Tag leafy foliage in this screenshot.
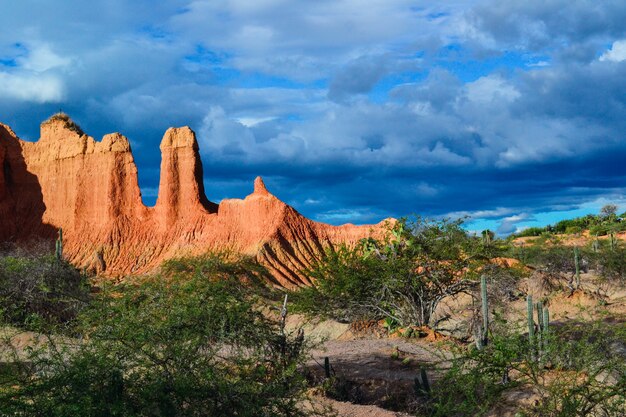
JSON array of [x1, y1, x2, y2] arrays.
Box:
[[0, 254, 312, 417], [423, 320, 626, 417], [43, 112, 85, 136], [0, 248, 89, 329], [292, 218, 493, 327]]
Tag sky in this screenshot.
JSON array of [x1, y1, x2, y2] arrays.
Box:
[[1, 0, 626, 235]]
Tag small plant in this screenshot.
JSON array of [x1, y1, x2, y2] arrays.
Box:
[[43, 112, 85, 136], [55, 228, 63, 261]]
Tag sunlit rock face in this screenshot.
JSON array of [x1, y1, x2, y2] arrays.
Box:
[[0, 118, 386, 287]]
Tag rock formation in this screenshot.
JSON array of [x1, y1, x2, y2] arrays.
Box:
[[0, 116, 387, 286]]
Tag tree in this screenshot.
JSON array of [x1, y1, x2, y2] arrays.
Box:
[[482, 229, 495, 245], [601, 204, 618, 219], [293, 218, 490, 328], [0, 247, 89, 329]]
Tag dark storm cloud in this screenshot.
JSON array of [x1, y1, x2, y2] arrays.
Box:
[[468, 0, 626, 52], [1, 0, 625, 231]]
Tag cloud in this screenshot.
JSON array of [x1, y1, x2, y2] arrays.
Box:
[[328, 55, 390, 101], [600, 39, 626, 62], [0, 72, 65, 103], [0, 0, 625, 230], [467, 0, 626, 54], [497, 213, 531, 235], [16, 44, 71, 72]]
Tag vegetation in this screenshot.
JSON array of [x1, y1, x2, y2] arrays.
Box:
[[1, 208, 625, 416], [514, 205, 626, 238], [43, 112, 85, 136], [291, 218, 496, 328], [0, 253, 312, 417], [0, 245, 89, 329], [424, 320, 626, 416]]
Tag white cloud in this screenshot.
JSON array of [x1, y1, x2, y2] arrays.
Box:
[[446, 207, 516, 221], [17, 44, 71, 72], [235, 116, 276, 127], [465, 75, 520, 104], [0, 72, 65, 103], [599, 40, 626, 62]]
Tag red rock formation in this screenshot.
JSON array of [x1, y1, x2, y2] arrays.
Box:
[[0, 117, 387, 286]]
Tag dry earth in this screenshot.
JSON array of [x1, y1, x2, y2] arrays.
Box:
[[291, 272, 626, 416]]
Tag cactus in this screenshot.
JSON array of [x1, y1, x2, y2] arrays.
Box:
[[592, 239, 599, 253], [527, 295, 534, 343], [55, 228, 63, 261], [279, 294, 288, 335], [610, 232, 616, 251], [480, 275, 489, 348], [324, 356, 331, 379], [414, 368, 431, 397], [536, 302, 544, 330], [542, 306, 549, 334], [574, 247, 580, 289]]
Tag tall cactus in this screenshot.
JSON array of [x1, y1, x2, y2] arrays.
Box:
[[527, 295, 534, 343], [536, 302, 544, 330], [480, 275, 489, 348], [574, 247, 580, 289], [610, 232, 616, 251], [542, 306, 549, 334], [414, 368, 431, 397], [55, 228, 63, 261], [592, 239, 599, 253]]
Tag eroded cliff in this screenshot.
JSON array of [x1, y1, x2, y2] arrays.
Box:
[[0, 116, 386, 286]]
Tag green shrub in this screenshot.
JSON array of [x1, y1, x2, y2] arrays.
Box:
[[595, 247, 626, 283], [589, 224, 610, 236], [424, 320, 626, 416], [515, 227, 546, 238], [291, 218, 492, 328], [0, 250, 89, 329], [43, 112, 85, 136], [0, 254, 312, 417], [564, 226, 582, 235]]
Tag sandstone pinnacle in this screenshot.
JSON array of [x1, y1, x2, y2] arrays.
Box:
[[0, 116, 386, 286]]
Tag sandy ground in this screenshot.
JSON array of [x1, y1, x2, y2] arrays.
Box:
[[297, 272, 626, 416]]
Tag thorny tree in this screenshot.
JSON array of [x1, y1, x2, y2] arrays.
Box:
[[298, 218, 491, 328]]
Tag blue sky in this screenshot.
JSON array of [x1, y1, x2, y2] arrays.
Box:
[[1, 1, 626, 234]]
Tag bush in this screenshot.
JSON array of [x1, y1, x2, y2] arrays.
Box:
[[595, 247, 626, 283], [515, 227, 546, 238], [43, 112, 85, 136], [511, 245, 589, 276], [423, 320, 626, 416], [589, 224, 610, 236], [564, 226, 582, 235], [0, 249, 89, 329], [291, 218, 492, 328], [0, 254, 312, 417]]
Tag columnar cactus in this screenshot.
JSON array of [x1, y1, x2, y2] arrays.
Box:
[[610, 232, 616, 251], [324, 356, 331, 379], [574, 247, 581, 289], [542, 307, 549, 334], [55, 228, 63, 261], [480, 275, 489, 347], [414, 368, 431, 397], [527, 295, 534, 343]]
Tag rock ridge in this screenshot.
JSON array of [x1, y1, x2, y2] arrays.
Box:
[[0, 117, 385, 286]]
